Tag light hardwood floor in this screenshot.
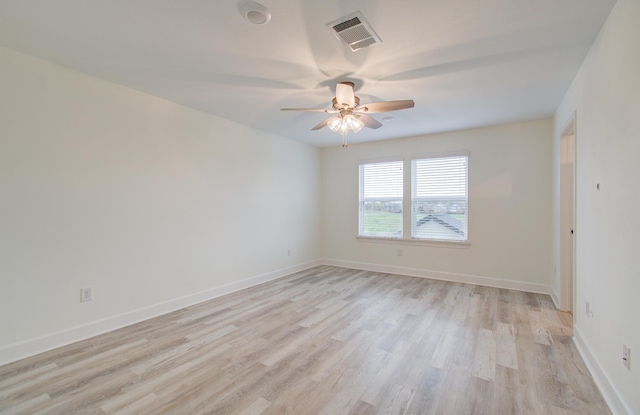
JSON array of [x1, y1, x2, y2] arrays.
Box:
[[0, 266, 611, 414]]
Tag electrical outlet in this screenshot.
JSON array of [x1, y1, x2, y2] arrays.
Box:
[[80, 287, 93, 302], [396, 249, 403, 257], [585, 300, 592, 318], [287, 248, 291, 256], [623, 344, 631, 371]]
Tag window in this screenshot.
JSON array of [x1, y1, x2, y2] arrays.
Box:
[[358, 153, 468, 244], [358, 160, 403, 238], [411, 154, 468, 241]]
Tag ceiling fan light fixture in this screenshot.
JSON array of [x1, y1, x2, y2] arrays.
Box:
[[328, 117, 342, 132], [343, 115, 364, 133], [328, 114, 364, 133], [238, 1, 271, 25]]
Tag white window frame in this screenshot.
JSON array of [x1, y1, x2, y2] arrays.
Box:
[[357, 152, 470, 248]]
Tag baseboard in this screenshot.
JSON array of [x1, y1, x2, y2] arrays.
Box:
[[573, 326, 633, 415], [550, 286, 561, 310], [0, 260, 322, 366], [321, 258, 551, 294]]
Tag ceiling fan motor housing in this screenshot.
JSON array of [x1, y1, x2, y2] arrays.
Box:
[[332, 96, 360, 111]]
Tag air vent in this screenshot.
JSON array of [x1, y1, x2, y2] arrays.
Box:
[[327, 12, 382, 52]]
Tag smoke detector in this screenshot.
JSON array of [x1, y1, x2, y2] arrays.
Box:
[[238, 1, 271, 25], [327, 12, 382, 52]]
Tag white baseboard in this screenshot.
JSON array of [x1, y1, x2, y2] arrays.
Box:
[[573, 326, 633, 415], [321, 258, 551, 294], [550, 287, 561, 310], [0, 260, 322, 366]]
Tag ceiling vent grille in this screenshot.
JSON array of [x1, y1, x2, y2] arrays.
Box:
[[327, 12, 382, 52]]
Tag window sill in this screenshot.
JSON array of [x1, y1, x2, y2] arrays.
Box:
[[356, 236, 471, 249]]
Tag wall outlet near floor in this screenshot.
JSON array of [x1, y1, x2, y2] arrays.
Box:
[[622, 344, 631, 371], [80, 287, 93, 302], [287, 248, 291, 256], [396, 248, 403, 257], [585, 300, 592, 318]]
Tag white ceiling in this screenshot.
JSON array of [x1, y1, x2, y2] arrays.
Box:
[[0, 0, 615, 148]]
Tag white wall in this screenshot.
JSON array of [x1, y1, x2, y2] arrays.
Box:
[[0, 47, 321, 362], [321, 119, 553, 291], [553, 0, 640, 413]]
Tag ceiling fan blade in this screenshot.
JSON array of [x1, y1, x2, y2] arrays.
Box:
[[281, 107, 335, 113], [335, 82, 356, 108], [355, 100, 415, 113], [357, 114, 383, 129], [311, 116, 338, 130]]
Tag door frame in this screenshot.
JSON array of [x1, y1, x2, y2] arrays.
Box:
[[559, 113, 577, 319]]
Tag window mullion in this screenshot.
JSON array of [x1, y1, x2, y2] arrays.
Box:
[[404, 157, 412, 239]]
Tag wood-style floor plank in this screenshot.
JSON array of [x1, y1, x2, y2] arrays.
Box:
[[0, 266, 611, 414]]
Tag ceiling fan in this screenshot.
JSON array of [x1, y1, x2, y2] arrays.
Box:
[[281, 81, 415, 146]]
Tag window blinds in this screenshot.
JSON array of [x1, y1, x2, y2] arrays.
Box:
[[359, 160, 403, 237], [411, 155, 468, 241]]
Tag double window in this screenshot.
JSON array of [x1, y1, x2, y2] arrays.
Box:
[[358, 153, 468, 243]]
